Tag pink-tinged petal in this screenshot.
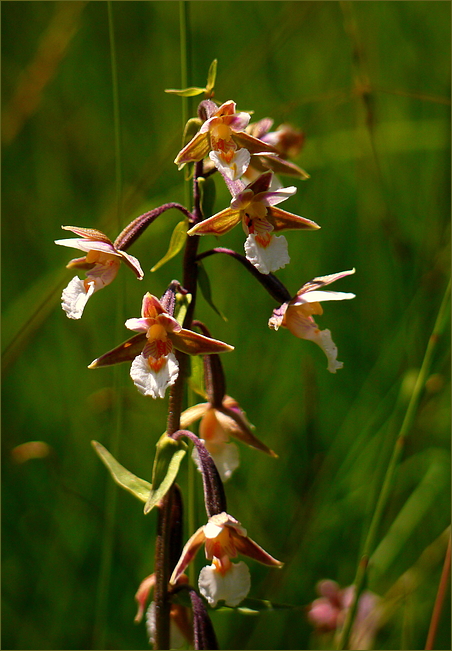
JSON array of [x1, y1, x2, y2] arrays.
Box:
[[180, 402, 210, 428], [209, 148, 250, 181], [268, 302, 289, 331], [230, 188, 254, 210], [170, 526, 206, 585], [174, 131, 210, 167], [60, 225, 113, 244], [118, 250, 144, 279], [247, 117, 274, 140], [267, 206, 320, 232], [125, 317, 151, 333], [87, 257, 121, 287], [198, 561, 251, 608], [244, 233, 290, 275], [61, 276, 96, 320], [228, 112, 251, 131], [169, 329, 234, 356], [130, 352, 179, 398], [215, 405, 277, 457], [141, 293, 166, 318], [187, 207, 242, 236], [55, 238, 119, 256], [134, 573, 156, 623], [88, 332, 147, 368], [232, 130, 278, 155], [232, 532, 283, 568], [285, 310, 343, 373], [256, 185, 297, 207], [297, 269, 356, 295], [292, 290, 356, 305], [158, 313, 183, 333]]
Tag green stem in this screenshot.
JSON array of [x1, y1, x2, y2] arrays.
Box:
[[336, 278, 451, 650], [92, 5, 124, 648], [179, 0, 192, 210]]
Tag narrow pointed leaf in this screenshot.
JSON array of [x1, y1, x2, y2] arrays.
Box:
[[165, 87, 206, 97], [205, 59, 217, 94], [151, 220, 188, 272], [144, 434, 187, 514], [218, 597, 296, 613], [197, 263, 227, 321], [91, 440, 151, 503]]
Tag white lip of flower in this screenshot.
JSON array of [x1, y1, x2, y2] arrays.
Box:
[[269, 269, 356, 373], [130, 352, 179, 399], [198, 560, 251, 608], [209, 148, 251, 181], [60, 254, 120, 319], [244, 232, 290, 275]]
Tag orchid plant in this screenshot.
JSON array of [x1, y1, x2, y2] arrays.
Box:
[[56, 61, 355, 650]]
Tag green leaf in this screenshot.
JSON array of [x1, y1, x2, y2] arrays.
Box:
[[188, 354, 207, 399], [91, 440, 151, 503], [205, 59, 218, 95], [144, 434, 187, 514], [197, 262, 227, 321], [198, 175, 216, 219], [151, 220, 188, 272], [165, 86, 206, 97]]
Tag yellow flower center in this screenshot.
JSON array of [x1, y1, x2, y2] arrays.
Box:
[[147, 323, 167, 341]]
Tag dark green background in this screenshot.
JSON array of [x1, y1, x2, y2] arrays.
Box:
[[2, 2, 450, 649]]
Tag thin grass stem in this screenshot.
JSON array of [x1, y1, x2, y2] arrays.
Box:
[[425, 533, 451, 650], [336, 278, 451, 650], [92, 4, 125, 648]]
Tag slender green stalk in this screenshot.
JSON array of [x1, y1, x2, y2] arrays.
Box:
[[336, 278, 451, 650], [179, 0, 192, 210], [92, 4, 124, 648]]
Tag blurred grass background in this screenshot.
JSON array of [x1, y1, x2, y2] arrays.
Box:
[[2, 2, 450, 649]]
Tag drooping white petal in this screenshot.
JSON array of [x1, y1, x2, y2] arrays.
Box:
[[244, 233, 290, 274], [61, 276, 96, 320], [192, 441, 240, 482], [209, 148, 251, 181], [130, 353, 179, 398], [198, 561, 251, 608], [285, 310, 343, 373]]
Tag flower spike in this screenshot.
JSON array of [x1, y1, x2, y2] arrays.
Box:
[[55, 226, 143, 319], [269, 269, 356, 372]]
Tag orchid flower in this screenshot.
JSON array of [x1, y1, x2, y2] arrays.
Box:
[[188, 171, 320, 274], [55, 226, 144, 319], [244, 119, 308, 183], [135, 573, 193, 648], [170, 512, 282, 608], [174, 100, 279, 181], [308, 580, 381, 650], [269, 269, 356, 372], [88, 293, 234, 399], [181, 395, 275, 481]]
